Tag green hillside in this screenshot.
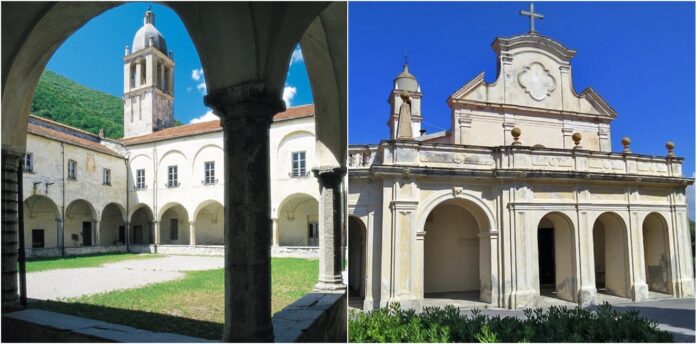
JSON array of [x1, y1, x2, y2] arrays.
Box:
[[31, 71, 182, 139], [31, 71, 125, 138]]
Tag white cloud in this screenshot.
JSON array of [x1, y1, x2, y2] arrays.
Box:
[[290, 46, 303, 65], [282, 86, 297, 107], [191, 68, 204, 81], [197, 82, 207, 94], [188, 110, 218, 124]]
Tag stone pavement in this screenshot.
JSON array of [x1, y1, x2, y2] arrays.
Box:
[[26, 255, 224, 300]]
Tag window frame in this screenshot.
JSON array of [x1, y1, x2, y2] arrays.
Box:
[[67, 160, 77, 180], [203, 161, 216, 185], [290, 151, 307, 178], [167, 165, 179, 188], [22, 153, 33, 173], [135, 169, 146, 190], [102, 168, 111, 186]]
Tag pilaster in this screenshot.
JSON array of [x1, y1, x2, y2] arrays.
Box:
[[189, 221, 196, 246]]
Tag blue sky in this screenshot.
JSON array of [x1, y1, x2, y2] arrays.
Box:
[[349, 2, 695, 218], [45, 2, 313, 124]]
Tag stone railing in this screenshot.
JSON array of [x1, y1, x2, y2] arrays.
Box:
[[347, 145, 379, 168], [360, 141, 685, 178]]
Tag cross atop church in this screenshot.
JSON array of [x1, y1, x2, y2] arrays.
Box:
[[520, 2, 544, 34]]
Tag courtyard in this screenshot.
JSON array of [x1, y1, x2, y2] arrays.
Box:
[[22, 253, 318, 339]]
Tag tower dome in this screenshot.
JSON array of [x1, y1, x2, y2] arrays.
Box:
[[394, 63, 420, 92], [131, 8, 168, 54]]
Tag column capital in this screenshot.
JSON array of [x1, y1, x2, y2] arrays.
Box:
[[312, 166, 346, 188], [204, 81, 285, 125]]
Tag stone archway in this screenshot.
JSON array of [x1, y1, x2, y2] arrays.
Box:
[[643, 212, 673, 295], [348, 216, 366, 299], [536, 212, 576, 302], [130, 204, 154, 245], [193, 200, 224, 245], [424, 200, 482, 298], [276, 193, 319, 247], [23, 195, 60, 252], [101, 203, 126, 246], [158, 203, 189, 245], [65, 199, 97, 248], [592, 212, 631, 298]]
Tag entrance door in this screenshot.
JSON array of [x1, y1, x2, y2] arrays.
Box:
[[538, 227, 555, 287], [134, 225, 143, 244], [82, 221, 92, 246]]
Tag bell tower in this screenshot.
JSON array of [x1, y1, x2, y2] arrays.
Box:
[[387, 62, 423, 140], [123, 8, 175, 138]]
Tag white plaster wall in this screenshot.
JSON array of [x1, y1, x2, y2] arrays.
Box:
[[643, 213, 672, 294], [277, 197, 318, 246], [195, 202, 224, 245], [160, 205, 189, 245]]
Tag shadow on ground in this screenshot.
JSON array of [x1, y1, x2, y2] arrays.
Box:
[[15, 298, 222, 340]]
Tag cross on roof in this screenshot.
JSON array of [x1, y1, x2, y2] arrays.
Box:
[[520, 2, 544, 34]]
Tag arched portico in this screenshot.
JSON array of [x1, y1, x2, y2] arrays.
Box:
[[591, 212, 631, 299], [130, 204, 154, 245], [64, 199, 97, 248], [100, 203, 127, 246], [413, 190, 498, 305], [642, 212, 673, 295], [193, 200, 224, 245], [276, 193, 319, 246], [535, 211, 576, 303], [158, 202, 189, 245], [23, 195, 60, 250]]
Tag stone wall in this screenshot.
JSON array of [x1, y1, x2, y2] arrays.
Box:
[[272, 292, 346, 342]]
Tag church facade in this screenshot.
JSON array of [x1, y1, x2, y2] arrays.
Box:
[[348, 30, 694, 310], [21, 9, 320, 259]]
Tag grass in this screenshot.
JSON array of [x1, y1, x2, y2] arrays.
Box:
[[31, 258, 318, 339], [25, 252, 158, 272]]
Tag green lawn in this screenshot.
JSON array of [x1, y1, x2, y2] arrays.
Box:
[[31, 258, 318, 339], [25, 252, 157, 273]]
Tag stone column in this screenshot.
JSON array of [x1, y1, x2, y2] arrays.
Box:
[[152, 221, 159, 246], [94, 220, 100, 246], [1, 150, 21, 310], [56, 218, 64, 254], [312, 167, 347, 292], [204, 82, 285, 342], [189, 221, 196, 246], [271, 218, 279, 247]]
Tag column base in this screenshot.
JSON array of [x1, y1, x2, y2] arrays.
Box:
[[631, 282, 649, 301], [674, 278, 695, 297], [362, 297, 377, 311], [505, 290, 539, 309], [314, 280, 347, 292], [577, 286, 597, 306]]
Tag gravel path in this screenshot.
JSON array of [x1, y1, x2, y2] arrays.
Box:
[[27, 255, 224, 300]]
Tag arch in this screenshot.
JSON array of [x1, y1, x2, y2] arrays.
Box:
[[65, 199, 98, 247], [415, 190, 496, 233], [276, 193, 319, 246], [159, 202, 189, 245], [642, 212, 673, 295], [192, 144, 223, 169], [194, 200, 224, 245], [101, 203, 127, 246], [158, 149, 188, 167], [277, 130, 316, 152], [130, 203, 154, 245], [536, 211, 576, 303], [129, 153, 153, 164], [591, 212, 631, 298], [23, 195, 60, 250], [348, 216, 367, 299]]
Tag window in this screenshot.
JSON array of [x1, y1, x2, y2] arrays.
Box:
[[203, 161, 216, 185], [22, 153, 33, 173], [291, 151, 306, 177], [167, 165, 179, 188], [32, 229, 44, 248], [118, 226, 126, 244], [135, 169, 146, 190], [308, 223, 319, 239], [170, 219, 178, 241], [103, 168, 111, 185], [67, 160, 77, 180]]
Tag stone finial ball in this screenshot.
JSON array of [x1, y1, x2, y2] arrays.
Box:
[[666, 141, 675, 150], [621, 136, 631, 146], [511, 127, 521, 138], [572, 132, 582, 142]]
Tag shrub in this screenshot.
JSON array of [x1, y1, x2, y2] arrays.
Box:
[[348, 302, 672, 343]]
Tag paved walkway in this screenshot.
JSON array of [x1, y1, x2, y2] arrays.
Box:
[[27, 255, 224, 300]]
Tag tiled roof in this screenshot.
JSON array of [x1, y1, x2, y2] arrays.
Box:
[[27, 120, 124, 158], [120, 104, 314, 145]]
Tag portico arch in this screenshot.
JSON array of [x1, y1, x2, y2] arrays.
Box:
[[536, 212, 576, 302], [100, 203, 127, 246], [592, 212, 631, 298], [643, 212, 673, 295], [194, 200, 224, 245], [158, 202, 189, 245], [276, 193, 319, 246], [348, 216, 367, 299], [64, 199, 97, 248], [23, 195, 60, 250], [414, 190, 497, 304], [130, 204, 154, 245]]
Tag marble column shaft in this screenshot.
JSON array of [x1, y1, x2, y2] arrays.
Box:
[[205, 82, 285, 342], [312, 167, 347, 291], [1, 150, 21, 310]]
